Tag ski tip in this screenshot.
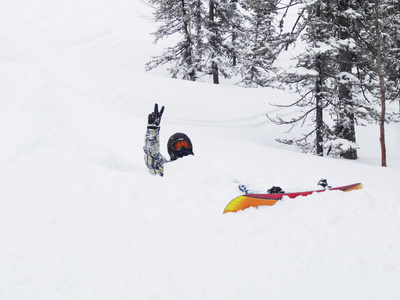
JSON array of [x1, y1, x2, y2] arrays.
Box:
[[223, 195, 279, 213]]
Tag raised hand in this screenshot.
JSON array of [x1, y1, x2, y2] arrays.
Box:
[[148, 103, 165, 128]]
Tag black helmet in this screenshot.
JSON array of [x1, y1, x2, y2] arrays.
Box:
[[167, 132, 194, 161]]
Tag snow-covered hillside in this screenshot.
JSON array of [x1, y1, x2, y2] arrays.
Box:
[[1, 1, 399, 299]]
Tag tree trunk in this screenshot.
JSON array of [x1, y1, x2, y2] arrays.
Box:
[[181, 0, 196, 81], [231, 0, 238, 67], [315, 4, 323, 156], [209, 0, 219, 84], [337, 0, 357, 159], [374, 0, 387, 167], [315, 55, 324, 156]]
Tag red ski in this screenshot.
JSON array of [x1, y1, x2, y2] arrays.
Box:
[[223, 182, 363, 213]]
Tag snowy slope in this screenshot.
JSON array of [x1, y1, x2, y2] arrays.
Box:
[[1, 1, 399, 299]]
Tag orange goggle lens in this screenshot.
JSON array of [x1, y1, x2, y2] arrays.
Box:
[[172, 139, 191, 150]]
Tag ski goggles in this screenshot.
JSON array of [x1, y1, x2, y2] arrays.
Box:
[[171, 139, 192, 150]]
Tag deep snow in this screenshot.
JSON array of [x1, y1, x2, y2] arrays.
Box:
[[0, 0, 399, 299]]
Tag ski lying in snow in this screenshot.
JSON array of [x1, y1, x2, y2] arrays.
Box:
[[223, 182, 363, 213]]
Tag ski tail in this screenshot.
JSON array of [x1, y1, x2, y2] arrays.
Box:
[[343, 183, 363, 191], [329, 182, 363, 192]]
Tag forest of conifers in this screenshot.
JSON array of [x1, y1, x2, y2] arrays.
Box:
[[145, 0, 399, 166]]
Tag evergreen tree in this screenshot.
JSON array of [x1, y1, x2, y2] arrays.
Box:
[[374, 0, 387, 167], [380, 0, 400, 110], [238, 0, 281, 87], [206, 0, 223, 83], [205, 0, 247, 83], [271, 0, 382, 159], [331, 0, 361, 159], [146, 0, 248, 84], [145, 0, 205, 81], [352, 0, 400, 165], [271, 0, 341, 156]]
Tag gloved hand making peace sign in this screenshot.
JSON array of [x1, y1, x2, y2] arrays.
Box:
[[147, 103, 165, 129]]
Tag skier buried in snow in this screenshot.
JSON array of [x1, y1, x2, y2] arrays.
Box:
[[144, 103, 194, 176]]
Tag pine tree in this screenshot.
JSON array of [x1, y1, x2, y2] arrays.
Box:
[[271, 0, 341, 156], [270, 0, 385, 159], [238, 0, 280, 87], [205, 0, 247, 83], [374, 0, 387, 167], [352, 0, 400, 166], [146, 0, 248, 84], [329, 0, 362, 159], [380, 1, 400, 114], [145, 0, 205, 81]]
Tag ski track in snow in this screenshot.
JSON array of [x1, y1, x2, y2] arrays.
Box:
[[168, 107, 303, 128]]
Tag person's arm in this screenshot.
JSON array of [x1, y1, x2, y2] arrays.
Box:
[[143, 104, 166, 176]]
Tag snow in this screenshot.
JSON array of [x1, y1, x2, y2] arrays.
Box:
[[1, 0, 399, 299]]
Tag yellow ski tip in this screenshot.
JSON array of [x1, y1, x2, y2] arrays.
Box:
[[223, 195, 279, 213]]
